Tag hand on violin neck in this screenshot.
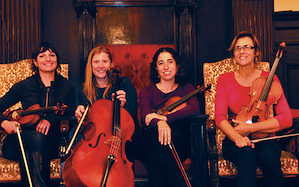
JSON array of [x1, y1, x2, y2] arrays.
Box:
[[1, 120, 21, 134], [157, 121, 171, 145], [145, 113, 167, 126]]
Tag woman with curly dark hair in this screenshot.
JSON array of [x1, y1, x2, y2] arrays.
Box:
[[129, 47, 200, 187]]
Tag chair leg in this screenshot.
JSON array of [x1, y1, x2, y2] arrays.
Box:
[[207, 120, 220, 187]]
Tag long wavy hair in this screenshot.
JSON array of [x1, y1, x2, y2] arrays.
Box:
[[149, 47, 187, 84], [31, 42, 61, 74], [83, 46, 114, 104]]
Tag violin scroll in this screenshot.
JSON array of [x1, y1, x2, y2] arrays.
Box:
[[276, 42, 286, 59]]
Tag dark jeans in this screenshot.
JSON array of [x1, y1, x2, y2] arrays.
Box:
[[2, 130, 50, 187], [222, 138, 284, 187], [128, 127, 190, 187]]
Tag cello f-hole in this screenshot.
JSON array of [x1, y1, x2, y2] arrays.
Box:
[[89, 133, 106, 148]]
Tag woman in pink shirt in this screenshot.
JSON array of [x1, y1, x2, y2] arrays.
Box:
[[215, 31, 292, 187]]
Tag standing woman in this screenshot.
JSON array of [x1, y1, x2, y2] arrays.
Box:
[[215, 31, 292, 187], [75, 45, 138, 129], [0, 42, 76, 187], [134, 47, 200, 187]]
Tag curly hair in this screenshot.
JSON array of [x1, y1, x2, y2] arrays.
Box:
[[149, 47, 187, 84], [31, 42, 61, 74]]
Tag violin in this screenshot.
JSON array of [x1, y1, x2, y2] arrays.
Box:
[[62, 70, 135, 187], [1, 103, 67, 187], [3, 103, 68, 127], [235, 42, 286, 139], [155, 84, 211, 115], [153, 84, 211, 187]]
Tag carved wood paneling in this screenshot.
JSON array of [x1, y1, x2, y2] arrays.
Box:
[[74, 1, 97, 83], [0, 0, 41, 64], [175, 0, 197, 86], [273, 12, 299, 109], [74, 0, 197, 86], [232, 0, 273, 63], [75, 0, 178, 83]]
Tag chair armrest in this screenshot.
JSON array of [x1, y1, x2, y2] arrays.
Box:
[[188, 114, 209, 187], [206, 119, 220, 187], [59, 120, 70, 158]]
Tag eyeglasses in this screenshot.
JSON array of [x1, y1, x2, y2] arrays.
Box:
[[234, 45, 255, 52]]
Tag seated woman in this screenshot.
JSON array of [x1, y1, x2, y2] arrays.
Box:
[[71, 45, 138, 186], [75, 45, 138, 125], [0, 42, 76, 187], [215, 31, 292, 187], [130, 47, 200, 187]]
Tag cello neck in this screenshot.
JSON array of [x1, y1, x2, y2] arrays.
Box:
[[111, 71, 122, 137], [112, 92, 121, 136]]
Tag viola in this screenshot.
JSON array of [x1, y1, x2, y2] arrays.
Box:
[[235, 42, 286, 139], [3, 103, 68, 127], [62, 70, 135, 187]]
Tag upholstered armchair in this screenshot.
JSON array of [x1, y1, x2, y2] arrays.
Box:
[[0, 59, 69, 183], [203, 58, 299, 186]]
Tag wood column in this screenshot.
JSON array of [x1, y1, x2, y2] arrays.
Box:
[[175, 0, 197, 86], [232, 0, 273, 63], [74, 0, 97, 83], [0, 0, 41, 64]]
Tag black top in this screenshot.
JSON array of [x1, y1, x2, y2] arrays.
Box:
[[78, 77, 138, 127]]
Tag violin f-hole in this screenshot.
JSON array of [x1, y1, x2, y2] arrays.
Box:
[[246, 100, 257, 113]]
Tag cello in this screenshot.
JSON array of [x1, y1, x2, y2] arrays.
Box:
[[235, 42, 286, 139], [62, 70, 135, 187]]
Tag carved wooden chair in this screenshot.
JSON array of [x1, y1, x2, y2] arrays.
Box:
[[0, 59, 69, 183], [203, 58, 299, 186]]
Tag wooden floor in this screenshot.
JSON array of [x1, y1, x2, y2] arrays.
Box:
[[1, 177, 298, 187], [0, 180, 149, 187], [219, 177, 299, 187]]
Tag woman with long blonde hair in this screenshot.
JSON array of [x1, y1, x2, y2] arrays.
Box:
[[75, 46, 138, 126]]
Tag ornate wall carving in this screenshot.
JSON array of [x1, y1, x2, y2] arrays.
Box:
[[0, 0, 41, 64]]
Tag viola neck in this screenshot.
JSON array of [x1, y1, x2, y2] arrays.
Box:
[[20, 106, 56, 117], [259, 56, 280, 102]]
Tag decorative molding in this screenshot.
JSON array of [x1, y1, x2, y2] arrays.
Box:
[[273, 11, 299, 21], [175, 0, 197, 86], [174, 1, 197, 14], [73, 1, 97, 18], [94, 1, 174, 7], [73, 1, 97, 83]]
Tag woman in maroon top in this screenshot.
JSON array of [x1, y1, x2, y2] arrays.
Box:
[[215, 31, 292, 187], [131, 47, 200, 187]]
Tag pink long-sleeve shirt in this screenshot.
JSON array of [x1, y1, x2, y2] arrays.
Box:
[[215, 70, 292, 131]]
